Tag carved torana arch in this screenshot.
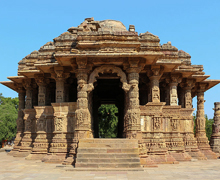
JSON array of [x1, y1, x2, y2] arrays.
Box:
[[88, 65, 130, 92]]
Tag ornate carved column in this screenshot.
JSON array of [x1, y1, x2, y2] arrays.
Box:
[[124, 67, 141, 138], [35, 74, 48, 106], [147, 66, 164, 103], [51, 66, 70, 103], [15, 79, 36, 157], [75, 58, 92, 139], [195, 83, 217, 159], [184, 79, 194, 108], [26, 75, 51, 160], [210, 102, 220, 154], [195, 83, 207, 140], [23, 79, 32, 109], [42, 67, 74, 163], [8, 85, 26, 155], [169, 74, 181, 106]]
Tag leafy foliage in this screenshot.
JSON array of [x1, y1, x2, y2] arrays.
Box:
[[98, 104, 118, 138], [0, 93, 18, 142], [205, 115, 214, 141]]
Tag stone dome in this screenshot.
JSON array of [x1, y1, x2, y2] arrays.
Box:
[[99, 20, 127, 32]]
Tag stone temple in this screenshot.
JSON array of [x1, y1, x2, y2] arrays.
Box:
[[1, 18, 220, 168]]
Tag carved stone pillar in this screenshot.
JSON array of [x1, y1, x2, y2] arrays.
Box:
[[23, 79, 32, 109], [51, 66, 70, 103], [184, 79, 194, 108], [180, 79, 195, 108], [195, 83, 217, 159], [35, 75, 47, 106], [124, 66, 141, 139], [15, 108, 36, 157], [14, 79, 35, 157], [210, 102, 220, 154], [75, 67, 92, 139], [169, 74, 181, 106], [8, 86, 26, 156], [195, 84, 207, 140], [26, 75, 51, 160], [147, 66, 163, 103]]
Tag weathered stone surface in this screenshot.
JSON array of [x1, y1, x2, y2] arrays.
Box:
[[1, 17, 220, 168]]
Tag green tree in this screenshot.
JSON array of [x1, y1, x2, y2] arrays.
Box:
[[205, 115, 214, 141], [98, 104, 118, 138], [0, 93, 18, 142]]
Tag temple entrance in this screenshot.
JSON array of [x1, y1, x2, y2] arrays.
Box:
[[92, 77, 125, 138]]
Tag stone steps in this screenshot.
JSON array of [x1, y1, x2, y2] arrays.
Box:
[[77, 153, 139, 158], [75, 139, 142, 169]]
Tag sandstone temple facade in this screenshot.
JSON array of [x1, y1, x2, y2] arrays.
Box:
[[1, 18, 220, 168]]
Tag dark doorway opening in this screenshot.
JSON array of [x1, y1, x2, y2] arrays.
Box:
[[92, 77, 125, 138]]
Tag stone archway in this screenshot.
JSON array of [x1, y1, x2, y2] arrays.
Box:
[[88, 65, 129, 138], [88, 65, 130, 92]]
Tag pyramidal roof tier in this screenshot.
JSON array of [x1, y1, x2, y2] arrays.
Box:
[[1, 17, 219, 94]]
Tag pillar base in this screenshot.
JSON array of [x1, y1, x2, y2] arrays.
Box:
[[147, 153, 178, 164], [42, 153, 67, 164], [169, 151, 192, 161], [187, 149, 207, 160]]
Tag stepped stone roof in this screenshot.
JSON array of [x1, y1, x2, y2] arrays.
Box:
[[0, 17, 219, 93]]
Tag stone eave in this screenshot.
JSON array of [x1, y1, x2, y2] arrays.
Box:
[[54, 51, 164, 58], [155, 59, 182, 73], [203, 79, 220, 91], [18, 70, 42, 78], [54, 52, 164, 66], [8, 76, 26, 84], [173, 68, 198, 78], [0, 81, 18, 92], [191, 75, 210, 82], [35, 63, 60, 73]]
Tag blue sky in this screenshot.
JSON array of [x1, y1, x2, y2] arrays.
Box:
[[0, 0, 219, 118]]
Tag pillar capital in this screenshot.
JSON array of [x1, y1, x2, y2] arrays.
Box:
[[147, 65, 164, 80], [51, 66, 70, 81], [22, 79, 32, 90], [197, 83, 208, 93]]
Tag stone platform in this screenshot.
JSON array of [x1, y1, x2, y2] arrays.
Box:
[[1, 151, 220, 180]]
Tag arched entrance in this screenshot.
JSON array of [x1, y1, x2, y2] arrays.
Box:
[[88, 65, 129, 138]]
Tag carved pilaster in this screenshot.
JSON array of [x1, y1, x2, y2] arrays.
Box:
[[184, 79, 195, 108], [51, 67, 70, 103], [169, 74, 181, 106], [23, 79, 32, 109], [179, 79, 195, 108], [147, 65, 164, 103], [35, 74, 48, 106]]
